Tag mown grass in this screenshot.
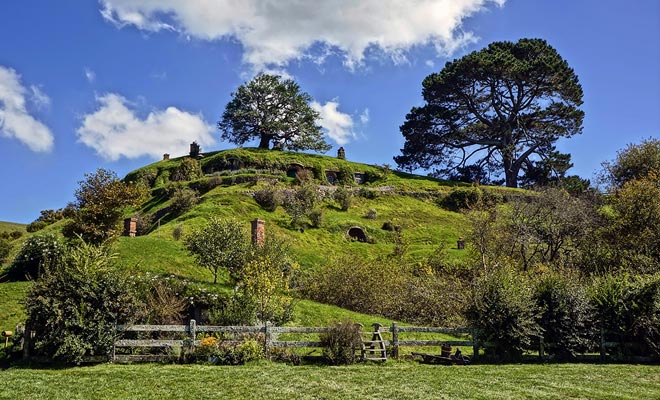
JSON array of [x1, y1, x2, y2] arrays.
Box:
[[1, 362, 658, 400], [0, 281, 30, 332]]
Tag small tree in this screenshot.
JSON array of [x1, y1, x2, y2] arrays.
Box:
[[185, 217, 249, 284], [24, 240, 139, 364], [219, 73, 331, 152], [63, 169, 146, 244]]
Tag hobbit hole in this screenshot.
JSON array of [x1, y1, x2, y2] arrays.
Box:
[[347, 226, 367, 242]]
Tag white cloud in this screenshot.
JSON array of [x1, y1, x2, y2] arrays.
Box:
[[425, 59, 436, 68], [312, 100, 356, 145], [84, 67, 96, 83], [99, 0, 506, 70], [77, 93, 215, 160], [359, 108, 370, 125], [0, 66, 54, 152]]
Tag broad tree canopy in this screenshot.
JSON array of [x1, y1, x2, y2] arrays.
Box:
[[219, 73, 331, 152], [395, 38, 584, 187]]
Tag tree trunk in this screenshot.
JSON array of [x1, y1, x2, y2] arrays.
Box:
[[503, 154, 519, 188], [258, 135, 270, 149]]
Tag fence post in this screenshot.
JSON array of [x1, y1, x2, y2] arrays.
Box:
[[391, 322, 399, 359], [264, 322, 271, 356], [111, 323, 117, 363], [188, 319, 197, 357], [539, 336, 544, 361], [472, 329, 479, 361], [22, 322, 31, 360], [600, 325, 606, 360]]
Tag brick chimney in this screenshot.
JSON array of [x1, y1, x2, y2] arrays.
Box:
[[251, 218, 265, 245], [124, 217, 137, 237]]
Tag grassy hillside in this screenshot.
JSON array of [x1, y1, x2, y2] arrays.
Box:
[[0, 221, 26, 233], [1, 148, 524, 330]]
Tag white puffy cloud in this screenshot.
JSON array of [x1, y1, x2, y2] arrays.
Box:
[[0, 66, 54, 152], [312, 101, 357, 145], [99, 0, 506, 70], [77, 93, 215, 160], [84, 67, 96, 83], [359, 108, 370, 125]]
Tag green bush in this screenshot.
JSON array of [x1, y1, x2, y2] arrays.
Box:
[[253, 186, 283, 212], [357, 187, 379, 199], [590, 273, 660, 357], [366, 209, 377, 220], [334, 187, 352, 211], [172, 157, 203, 181], [465, 267, 540, 360], [534, 272, 594, 359], [283, 184, 320, 227], [309, 208, 323, 228], [198, 336, 264, 365], [3, 233, 64, 281], [170, 187, 200, 215], [440, 187, 482, 211], [24, 241, 140, 364], [337, 166, 354, 186], [320, 320, 363, 365], [172, 224, 184, 241], [26, 221, 47, 233]]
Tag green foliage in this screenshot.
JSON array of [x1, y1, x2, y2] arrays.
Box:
[[308, 208, 323, 228], [253, 186, 283, 211], [219, 73, 331, 152], [0, 238, 11, 265], [196, 336, 264, 365], [3, 233, 64, 281], [134, 213, 153, 236], [63, 168, 147, 244], [333, 187, 352, 211], [397, 38, 584, 188], [185, 217, 249, 284], [337, 165, 354, 186], [282, 183, 320, 227], [466, 267, 540, 360], [239, 239, 297, 325], [320, 320, 363, 365], [533, 272, 594, 359], [24, 241, 140, 364], [172, 157, 203, 182], [590, 273, 660, 357], [602, 137, 660, 188], [440, 187, 482, 211], [26, 221, 47, 233], [172, 224, 184, 241], [170, 187, 200, 215], [365, 209, 377, 220]]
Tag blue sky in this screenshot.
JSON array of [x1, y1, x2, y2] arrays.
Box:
[[1, 0, 658, 223]]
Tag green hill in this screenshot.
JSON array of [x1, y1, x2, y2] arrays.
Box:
[[0, 221, 26, 233], [1, 148, 523, 331]]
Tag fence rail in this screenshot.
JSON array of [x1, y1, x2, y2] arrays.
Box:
[[111, 321, 475, 363]]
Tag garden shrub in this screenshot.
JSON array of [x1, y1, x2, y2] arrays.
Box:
[[309, 208, 323, 228], [170, 187, 200, 215], [24, 241, 140, 364], [3, 233, 64, 281], [440, 187, 483, 211], [334, 187, 352, 211], [283, 183, 320, 227], [357, 187, 379, 199], [134, 213, 153, 236], [196, 336, 264, 365], [320, 320, 363, 365], [465, 266, 540, 360], [172, 224, 184, 241], [534, 272, 594, 359], [26, 221, 47, 233], [590, 273, 660, 357], [366, 208, 377, 220], [253, 186, 283, 212], [172, 157, 203, 182]]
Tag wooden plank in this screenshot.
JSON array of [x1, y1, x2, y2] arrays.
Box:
[[117, 324, 188, 332], [197, 325, 264, 333], [115, 339, 184, 347], [270, 341, 323, 348], [113, 354, 177, 363], [397, 340, 473, 346], [396, 327, 471, 334], [270, 327, 330, 334]]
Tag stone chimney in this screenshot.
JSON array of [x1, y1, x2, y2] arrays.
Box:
[[190, 142, 201, 158], [163, 153, 170, 160], [337, 146, 346, 160], [123, 217, 137, 237], [251, 218, 265, 245]]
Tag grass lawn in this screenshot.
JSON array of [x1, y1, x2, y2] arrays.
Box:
[[1, 362, 658, 399]]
